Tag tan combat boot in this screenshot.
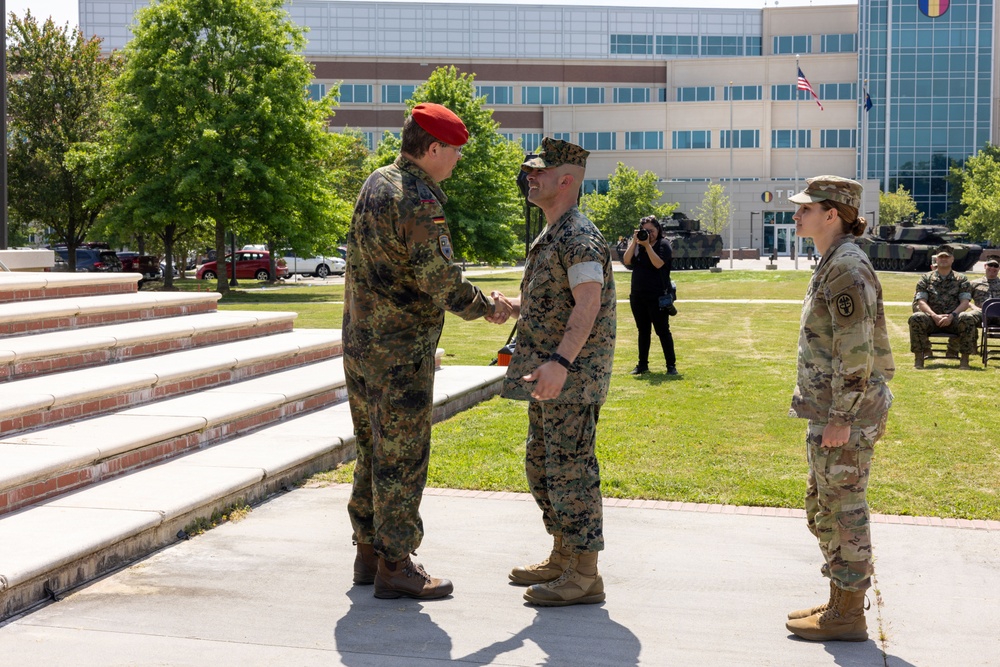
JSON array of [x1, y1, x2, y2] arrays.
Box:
[[786, 585, 868, 642], [787, 580, 836, 620], [523, 551, 605, 607], [509, 534, 570, 585], [959, 353, 970, 369], [353, 542, 378, 585], [374, 556, 454, 600]]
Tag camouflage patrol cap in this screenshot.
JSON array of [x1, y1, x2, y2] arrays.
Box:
[[788, 175, 862, 210], [986, 258, 1000, 267], [934, 246, 954, 258], [521, 137, 589, 172]]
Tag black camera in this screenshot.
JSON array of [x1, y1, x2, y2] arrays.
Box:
[[636, 229, 649, 242]]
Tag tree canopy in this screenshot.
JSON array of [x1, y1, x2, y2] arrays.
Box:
[[879, 184, 923, 227], [6, 12, 120, 268], [365, 66, 524, 263], [106, 0, 346, 291], [580, 163, 677, 242], [953, 145, 1000, 244], [694, 183, 733, 235]]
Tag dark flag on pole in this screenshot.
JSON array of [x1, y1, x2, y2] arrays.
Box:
[[796, 67, 823, 111], [864, 89, 873, 112]]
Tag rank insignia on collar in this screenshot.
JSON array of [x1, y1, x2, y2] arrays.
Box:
[[433, 216, 446, 225], [439, 235, 453, 261]]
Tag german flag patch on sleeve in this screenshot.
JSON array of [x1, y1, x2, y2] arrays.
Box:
[[432, 216, 446, 225]]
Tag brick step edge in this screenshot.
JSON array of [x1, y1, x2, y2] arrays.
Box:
[[0, 370, 504, 621], [0, 280, 139, 305], [0, 301, 219, 338]]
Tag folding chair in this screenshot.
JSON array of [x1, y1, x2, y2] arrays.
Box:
[[980, 298, 1000, 367], [926, 331, 958, 360]]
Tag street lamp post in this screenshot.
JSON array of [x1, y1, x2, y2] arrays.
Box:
[[749, 212, 760, 256], [228, 230, 238, 287]]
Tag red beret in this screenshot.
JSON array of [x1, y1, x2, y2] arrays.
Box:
[[411, 103, 469, 147]]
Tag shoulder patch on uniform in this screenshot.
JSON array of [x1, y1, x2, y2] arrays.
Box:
[[836, 293, 855, 318], [438, 235, 453, 261], [417, 181, 437, 204], [432, 216, 446, 225]]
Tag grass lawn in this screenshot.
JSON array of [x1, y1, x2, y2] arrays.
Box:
[[165, 268, 999, 520]]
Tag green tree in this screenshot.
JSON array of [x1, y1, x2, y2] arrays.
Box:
[[694, 183, 732, 235], [580, 162, 677, 241], [6, 12, 120, 268], [364, 66, 523, 263], [106, 0, 345, 292], [879, 185, 923, 227], [954, 147, 1000, 244]]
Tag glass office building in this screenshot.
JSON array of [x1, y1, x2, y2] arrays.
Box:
[[860, 0, 994, 218]]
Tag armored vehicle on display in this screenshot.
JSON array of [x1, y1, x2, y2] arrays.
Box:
[[857, 218, 983, 272], [614, 213, 723, 270]]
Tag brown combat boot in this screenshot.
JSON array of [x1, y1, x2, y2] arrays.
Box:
[[353, 542, 378, 585], [523, 551, 605, 607], [374, 556, 454, 600], [914, 353, 925, 369], [509, 534, 570, 585], [787, 580, 836, 620], [959, 353, 971, 369], [786, 585, 868, 642]]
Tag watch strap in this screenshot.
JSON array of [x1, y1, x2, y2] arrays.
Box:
[[549, 352, 572, 369]]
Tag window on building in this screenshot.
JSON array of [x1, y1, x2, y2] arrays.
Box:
[[677, 86, 715, 102], [521, 133, 543, 152], [702, 35, 743, 56], [671, 130, 711, 149], [568, 87, 605, 104], [657, 88, 668, 102], [772, 35, 812, 55], [499, 132, 516, 141], [306, 84, 326, 101], [819, 83, 857, 100], [476, 85, 514, 105], [583, 179, 610, 194], [656, 35, 698, 56], [720, 129, 760, 148], [338, 84, 373, 103], [820, 129, 856, 148], [746, 36, 762, 56], [381, 84, 416, 104], [613, 87, 650, 103], [611, 34, 653, 55], [579, 132, 617, 151], [625, 131, 664, 150], [724, 85, 762, 101], [360, 132, 374, 151], [522, 86, 559, 105], [771, 129, 811, 148], [771, 84, 808, 101], [821, 33, 856, 53], [552, 132, 572, 142]]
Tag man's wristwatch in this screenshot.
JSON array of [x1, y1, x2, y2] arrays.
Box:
[[548, 353, 572, 369], [951, 311, 959, 319]]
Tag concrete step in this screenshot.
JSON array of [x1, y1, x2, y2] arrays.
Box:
[[0, 310, 297, 382], [0, 272, 139, 305], [0, 329, 343, 437], [0, 291, 222, 338], [0, 365, 506, 621]]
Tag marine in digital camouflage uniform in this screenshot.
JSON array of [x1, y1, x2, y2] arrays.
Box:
[[498, 138, 616, 607], [969, 259, 1000, 327], [786, 176, 894, 642], [908, 247, 977, 366], [343, 103, 503, 600]]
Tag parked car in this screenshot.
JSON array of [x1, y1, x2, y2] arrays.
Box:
[[53, 247, 123, 272], [196, 250, 287, 281], [280, 250, 345, 278], [117, 252, 162, 281]]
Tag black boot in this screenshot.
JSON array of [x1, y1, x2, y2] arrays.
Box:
[[630, 364, 648, 375]]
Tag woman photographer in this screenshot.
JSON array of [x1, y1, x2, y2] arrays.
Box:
[[622, 215, 677, 375]]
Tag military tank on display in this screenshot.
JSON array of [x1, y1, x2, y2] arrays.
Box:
[[614, 213, 723, 270], [856, 216, 983, 272]]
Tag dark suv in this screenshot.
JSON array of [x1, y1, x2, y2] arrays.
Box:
[[117, 252, 162, 280], [53, 248, 123, 272]]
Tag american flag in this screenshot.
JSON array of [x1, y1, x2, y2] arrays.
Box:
[[797, 67, 824, 111]]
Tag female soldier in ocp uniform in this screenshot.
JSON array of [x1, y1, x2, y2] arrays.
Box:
[[784, 176, 894, 642]]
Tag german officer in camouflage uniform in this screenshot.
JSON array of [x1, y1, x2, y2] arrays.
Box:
[[785, 176, 894, 642], [343, 103, 510, 600], [492, 138, 616, 607], [908, 247, 976, 369]]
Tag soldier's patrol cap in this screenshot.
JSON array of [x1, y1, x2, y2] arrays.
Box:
[[934, 246, 954, 258], [521, 137, 590, 172], [788, 175, 862, 210], [985, 258, 1000, 267], [412, 103, 469, 146]]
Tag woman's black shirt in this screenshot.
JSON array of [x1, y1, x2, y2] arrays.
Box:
[[627, 238, 672, 297]]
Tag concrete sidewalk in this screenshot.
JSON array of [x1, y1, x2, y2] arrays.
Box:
[[1, 484, 996, 666]]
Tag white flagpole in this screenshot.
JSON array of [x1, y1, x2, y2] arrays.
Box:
[[794, 57, 800, 270], [729, 81, 734, 269]]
